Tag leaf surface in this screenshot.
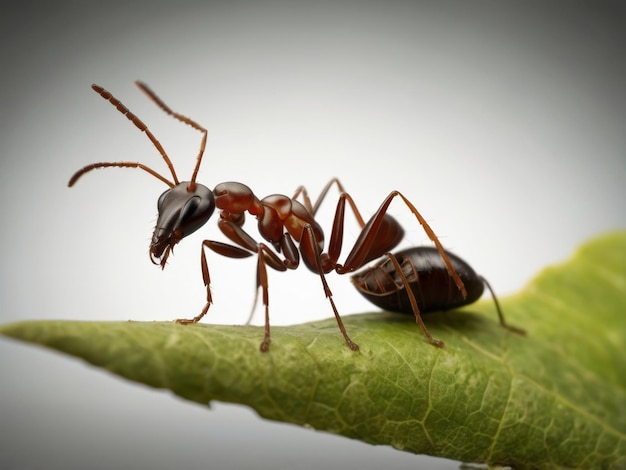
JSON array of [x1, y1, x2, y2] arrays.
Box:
[[2, 232, 625, 469]]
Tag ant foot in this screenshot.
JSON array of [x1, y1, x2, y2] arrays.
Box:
[[504, 324, 526, 336], [430, 338, 445, 348], [260, 338, 271, 352]]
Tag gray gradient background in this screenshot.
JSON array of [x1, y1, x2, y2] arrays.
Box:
[[1, 1, 625, 469]]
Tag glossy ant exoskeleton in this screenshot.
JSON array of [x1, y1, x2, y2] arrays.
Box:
[[352, 247, 525, 338], [69, 82, 521, 352]]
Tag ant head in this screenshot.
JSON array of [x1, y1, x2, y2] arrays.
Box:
[[150, 182, 215, 268], [70, 83, 214, 269]]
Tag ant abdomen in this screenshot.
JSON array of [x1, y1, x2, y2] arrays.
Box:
[[352, 247, 484, 313]]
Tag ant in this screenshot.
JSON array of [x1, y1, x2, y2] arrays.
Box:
[[352, 247, 525, 340], [69, 82, 518, 352]]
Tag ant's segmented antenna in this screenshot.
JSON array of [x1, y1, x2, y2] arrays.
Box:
[[68, 161, 175, 188], [68, 84, 180, 188], [90, 84, 180, 185], [135, 81, 208, 190]]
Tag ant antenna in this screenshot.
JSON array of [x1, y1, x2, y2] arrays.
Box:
[[135, 81, 208, 191]]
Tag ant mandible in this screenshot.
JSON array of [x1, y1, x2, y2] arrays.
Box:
[[69, 81, 470, 352]]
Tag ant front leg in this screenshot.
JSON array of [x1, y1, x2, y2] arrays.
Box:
[[175, 240, 253, 325], [177, 217, 299, 352], [299, 224, 360, 352]]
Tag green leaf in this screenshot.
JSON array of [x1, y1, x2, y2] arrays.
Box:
[[2, 232, 625, 469]]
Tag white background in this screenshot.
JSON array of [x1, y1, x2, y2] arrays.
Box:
[[1, 1, 625, 468]]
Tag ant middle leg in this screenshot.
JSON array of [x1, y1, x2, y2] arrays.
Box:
[[176, 219, 299, 351], [301, 224, 360, 351]]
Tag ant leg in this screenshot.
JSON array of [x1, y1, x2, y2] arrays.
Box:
[[301, 225, 359, 351], [384, 253, 445, 348], [245, 270, 262, 326], [339, 191, 467, 298], [217, 217, 299, 330], [254, 244, 278, 352], [326, 192, 373, 264], [293, 178, 366, 226], [293, 186, 370, 268], [245, 232, 299, 327], [175, 242, 214, 325], [292, 179, 348, 214], [178, 219, 300, 352], [480, 276, 526, 336], [248, 240, 300, 351], [179, 240, 254, 324], [291, 185, 315, 214], [175, 240, 253, 325]]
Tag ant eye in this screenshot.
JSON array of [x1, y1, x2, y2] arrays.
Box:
[[157, 189, 171, 211], [181, 196, 201, 221]]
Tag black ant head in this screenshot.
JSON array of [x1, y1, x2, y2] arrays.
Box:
[[150, 182, 215, 268]]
